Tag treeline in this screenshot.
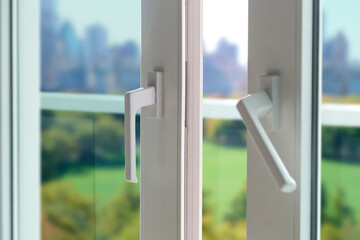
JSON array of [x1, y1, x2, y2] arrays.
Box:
[[322, 126, 360, 163], [321, 184, 360, 239], [42, 112, 360, 183], [204, 119, 247, 147], [204, 120, 360, 164]]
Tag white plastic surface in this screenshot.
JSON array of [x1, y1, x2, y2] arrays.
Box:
[[237, 90, 297, 193], [124, 71, 163, 183], [147, 72, 163, 119], [259, 75, 280, 131], [125, 87, 155, 183]]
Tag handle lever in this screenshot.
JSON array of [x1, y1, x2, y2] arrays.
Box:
[[236, 75, 297, 193], [125, 72, 163, 183]]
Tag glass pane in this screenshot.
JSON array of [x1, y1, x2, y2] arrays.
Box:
[[41, 0, 140, 94], [322, 1, 360, 104], [203, 119, 247, 239], [203, 0, 248, 239], [321, 1, 360, 239], [203, 0, 248, 99], [41, 112, 140, 239], [40, 0, 141, 239]]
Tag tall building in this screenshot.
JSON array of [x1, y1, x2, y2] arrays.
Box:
[[203, 39, 247, 97], [215, 38, 238, 64], [41, 0, 58, 90], [59, 21, 80, 62], [111, 42, 141, 92], [56, 22, 85, 91], [323, 32, 349, 95], [83, 24, 109, 68]]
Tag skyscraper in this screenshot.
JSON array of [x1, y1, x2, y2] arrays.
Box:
[[41, 0, 58, 90], [83, 24, 109, 68]]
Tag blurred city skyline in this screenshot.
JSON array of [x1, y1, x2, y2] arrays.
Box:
[[55, 0, 360, 64], [41, 0, 248, 96], [42, 0, 360, 99], [323, 0, 360, 62]]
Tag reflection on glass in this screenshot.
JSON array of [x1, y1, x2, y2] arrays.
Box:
[[41, 0, 141, 94], [203, 0, 248, 239], [321, 1, 360, 239], [41, 112, 140, 240]]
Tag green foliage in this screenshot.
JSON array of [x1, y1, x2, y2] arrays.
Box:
[[321, 183, 328, 223], [202, 190, 219, 240], [42, 180, 140, 240], [42, 127, 79, 181], [42, 183, 95, 239], [94, 115, 125, 165], [323, 186, 355, 225], [41, 111, 127, 182], [321, 185, 360, 240], [321, 160, 360, 222], [202, 186, 247, 240], [203, 141, 247, 224], [225, 184, 246, 223], [322, 126, 360, 162], [112, 213, 140, 240], [217, 221, 246, 240], [204, 119, 247, 147], [97, 184, 140, 238], [321, 222, 341, 240], [40, 111, 360, 240]]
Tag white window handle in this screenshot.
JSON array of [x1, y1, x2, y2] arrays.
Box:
[[237, 75, 297, 193], [125, 72, 163, 183]]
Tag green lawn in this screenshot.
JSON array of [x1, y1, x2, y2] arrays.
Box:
[[322, 159, 360, 220], [42, 141, 360, 224], [203, 141, 247, 224]]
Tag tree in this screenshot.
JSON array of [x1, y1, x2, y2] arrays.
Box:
[[42, 183, 95, 240], [97, 184, 140, 239], [225, 184, 246, 223], [202, 190, 219, 240]]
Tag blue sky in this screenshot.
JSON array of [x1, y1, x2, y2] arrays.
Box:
[[58, 0, 249, 64], [57, 0, 360, 64], [58, 0, 141, 46], [323, 0, 360, 62]]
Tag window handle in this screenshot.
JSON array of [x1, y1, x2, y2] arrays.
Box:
[[125, 72, 163, 183], [236, 75, 297, 193]]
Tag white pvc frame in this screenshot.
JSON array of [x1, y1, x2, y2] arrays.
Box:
[[1, 0, 40, 239], [14, 0, 41, 239], [41, 93, 357, 127], [185, 0, 203, 239], [246, 0, 313, 239], [1, 0, 13, 238], [2, 0, 344, 239]]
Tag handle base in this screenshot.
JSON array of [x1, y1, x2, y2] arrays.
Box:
[[259, 75, 280, 131]]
